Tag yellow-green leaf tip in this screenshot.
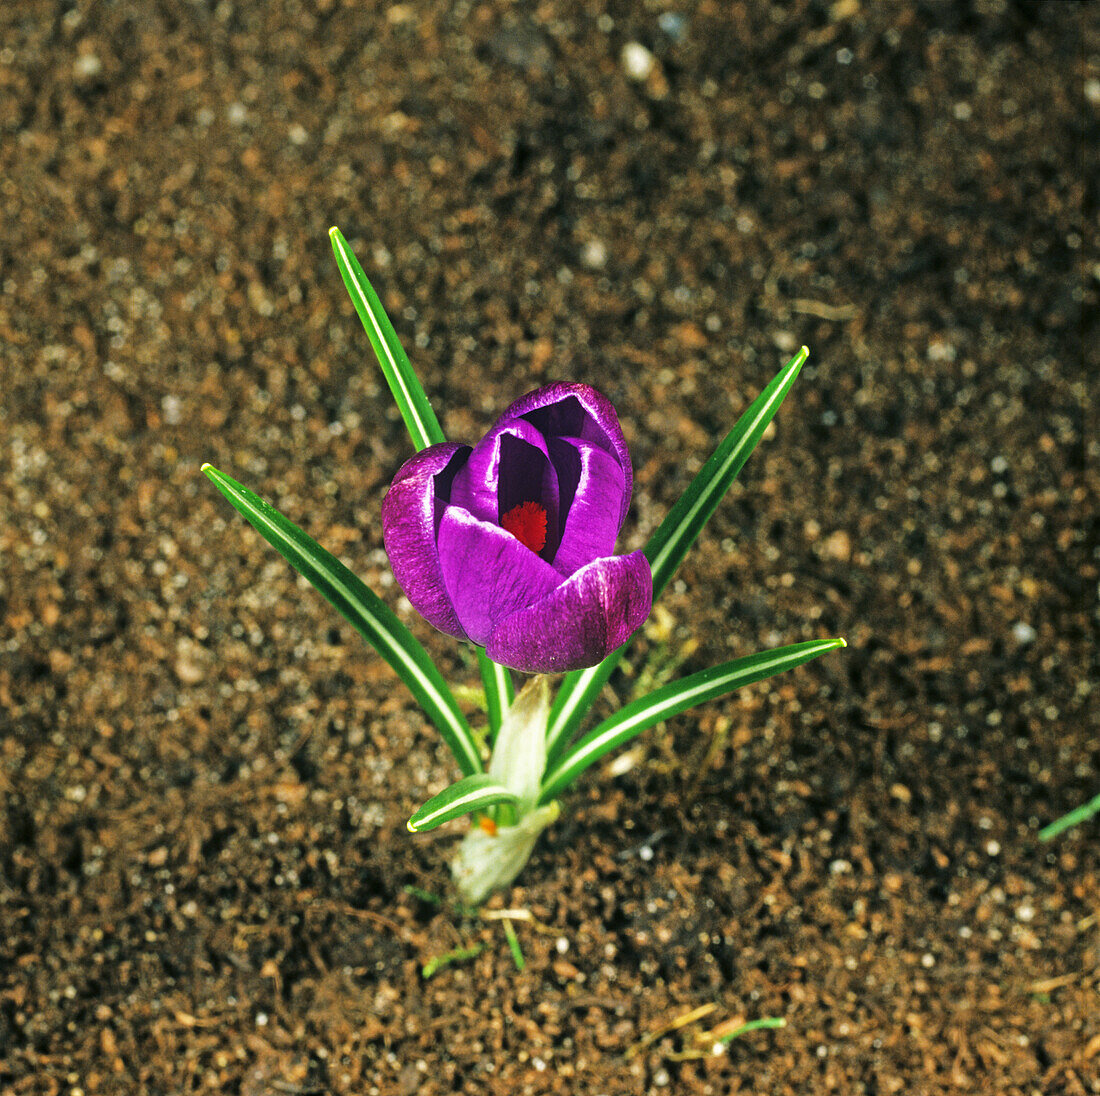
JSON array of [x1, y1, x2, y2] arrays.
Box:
[[200, 462, 214, 474]]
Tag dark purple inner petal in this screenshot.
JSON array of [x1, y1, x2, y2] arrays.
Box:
[[497, 434, 561, 562], [449, 418, 548, 525], [432, 447, 471, 537], [546, 436, 581, 544], [520, 395, 617, 460], [547, 437, 626, 574]]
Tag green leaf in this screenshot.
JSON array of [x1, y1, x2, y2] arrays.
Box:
[[1038, 791, 1100, 841], [539, 638, 845, 803], [421, 943, 483, 979], [501, 917, 525, 972], [202, 463, 482, 776], [329, 226, 511, 742], [544, 347, 810, 764], [478, 650, 514, 742], [329, 226, 445, 451], [714, 1017, 787, 1045], [407, 773, 519, 832]]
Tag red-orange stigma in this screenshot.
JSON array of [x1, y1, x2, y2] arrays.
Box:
[[500, 500, 547, 553]]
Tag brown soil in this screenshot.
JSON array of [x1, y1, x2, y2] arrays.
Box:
[[1, 1, 1096, 1093]]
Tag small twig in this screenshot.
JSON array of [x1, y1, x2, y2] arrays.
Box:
[[479, 907, 559, 935], [624, 1003, 718, 1059], [791, 298, 859, 321]]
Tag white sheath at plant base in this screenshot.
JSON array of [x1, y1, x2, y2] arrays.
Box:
[[451, 675, 559, 905]]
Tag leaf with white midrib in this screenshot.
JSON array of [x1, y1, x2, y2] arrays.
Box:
[[407, 774, 519, 832], [329, 226, 512, 737], [539, 638, 845, 803], [543, 348, 810, 764], [329, 226, 444, 452], [202, 463, 482, 776]]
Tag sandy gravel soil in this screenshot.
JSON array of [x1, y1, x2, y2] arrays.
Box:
[[1, 1, 1096, 1093]]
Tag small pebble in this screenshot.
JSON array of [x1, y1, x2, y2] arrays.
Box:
[[73, 54, 102, 78], [1012, 621, 1037, 644], [621, 42, 655, 81], [581, 239, 608, 269], [657, 12, 688, 42]]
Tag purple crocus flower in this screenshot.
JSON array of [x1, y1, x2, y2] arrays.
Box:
[[382, 384, 653, 673]]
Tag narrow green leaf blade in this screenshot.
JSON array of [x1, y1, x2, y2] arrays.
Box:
[[647, 346, 808, 598], [329, 226, 445, 451], [407, 774, 519, 832], [715, 1017, 787, 1046], [202, 464, 482, 776], [329, 227, 509, 735], [544, 348, 810, 764], [1038, 791, 1100, 841], [539, 638, 845, 803], [478, 650, 514, 742], [421, 943, 483, 979]]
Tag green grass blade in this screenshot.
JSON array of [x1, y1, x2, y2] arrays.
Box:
[[329, 226, 445, 451], [501, 917, 525, 972], [329, 227, 510, 742], [539, 638, 844, 803], [544, 347, 810, 764], [422, 943, 483, 979], [407, 774, 518, 832], [202, 463, 481, 776], [1038, 791, 1100, 841], [478, 651, 514, 742], [715, 1017, 787, 1046]]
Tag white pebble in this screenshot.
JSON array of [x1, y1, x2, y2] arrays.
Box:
[[1012, 621, 1037, 644], [621, 42, 655, 81], [581, 239, 608, 269], [74, 55, 102, 78]]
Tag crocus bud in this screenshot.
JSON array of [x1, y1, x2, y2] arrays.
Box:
[[382, 383, 652, 672]]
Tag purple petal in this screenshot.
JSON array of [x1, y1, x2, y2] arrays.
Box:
[[381, 443, 471, 640], [548, 437, 627, 575], [449, 417, 560, 543], [501, 383, 633, 526], [485, 551, 653, 673], [435, 506, 563, 646]]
